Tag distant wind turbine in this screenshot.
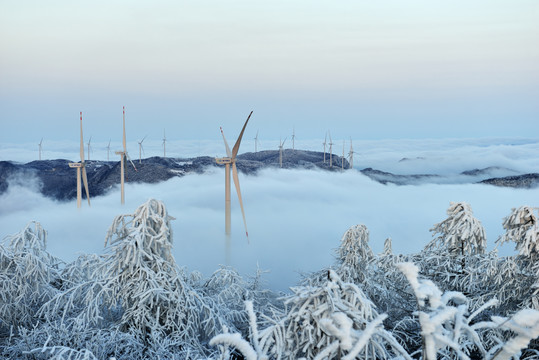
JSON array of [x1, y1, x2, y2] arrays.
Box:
[[115, 106, 138, 205], [254, 130, 260, 153], [215, 111, 252, 239], [348, 137, 355, 169], [342, 140, 345, 170], [68, 112, 91, 208], [279, 137, 287, 168], [323, 132, 327, 164], [162, 129, 166, 158], [38, 138, 43, 160], [138, 135, 146, 164], [87, 137, 92, 161], [292, 127, 295, 150], [328, 131, 334, 168]]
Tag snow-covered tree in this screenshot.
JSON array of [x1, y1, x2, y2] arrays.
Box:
[[426, 202, 487, 256], [496, 206, 539, 309], [497, 206, 539, 259], [38, 199, 221, 352], [0, 221, 61, 331]]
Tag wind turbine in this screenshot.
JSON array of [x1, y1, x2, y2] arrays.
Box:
[[86, 137, 93, 161], [215, 111, 252, 239], [342, 140, 345, 170], [162, 129, 166, 158], [68, 112, 91, 208], [348, 137, 355, 169], [138, 135, 146, 164], [328, 131, 334, 168], [292, 127, 295, 150], [279, 137, 287, 168], [115, 106, 138, 205], [323, 132, 327, 163], [106, 139, 111, 161], [254, 130, 260, 153], [38, 138, 43, 160]]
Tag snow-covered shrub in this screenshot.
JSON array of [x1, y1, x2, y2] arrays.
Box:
[[427, 202, 487, 256], [337, 224, 374, 283], [497, 206, 539, 259], [279, 270, 408, 359], [211, 274, 411, 360], [0, 221, 61, 331], [397, 261, 497, 359], [487, 309, 539, 360], [396, 261, 539, 360], [2, 318, 146, 360], [202, 266, 251, 332]]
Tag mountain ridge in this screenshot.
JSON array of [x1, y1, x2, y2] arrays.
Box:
[[1, 149, 537, 202]]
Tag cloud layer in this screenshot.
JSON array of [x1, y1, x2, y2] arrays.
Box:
[[1, 160, 538, 291]]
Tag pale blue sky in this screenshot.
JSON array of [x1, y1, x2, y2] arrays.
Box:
[[1, 0, 538, 145]]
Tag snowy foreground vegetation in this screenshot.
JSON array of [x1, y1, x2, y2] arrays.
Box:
[[1, 200, 539, 359]]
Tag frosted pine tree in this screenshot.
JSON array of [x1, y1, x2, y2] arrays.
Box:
[[497, 206, 539, 259], [497, 206, 539, 310], [426, 202, 486, 256], [38, 199, 221, 354]]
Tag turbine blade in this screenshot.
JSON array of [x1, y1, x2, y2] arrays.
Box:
[[82, 166, 91, 206], [79, 112, 85, 162], [232, 162, 249, 240], [231, 111, 253, 159], [122, 106, 126, 152], [221, 127, 232, 158], [126, 153, 138, 171]]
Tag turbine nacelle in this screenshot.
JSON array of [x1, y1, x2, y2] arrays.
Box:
[[215, 157, 233, 165]]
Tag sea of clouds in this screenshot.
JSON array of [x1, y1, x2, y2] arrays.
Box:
[[1, 137, 538, 291]]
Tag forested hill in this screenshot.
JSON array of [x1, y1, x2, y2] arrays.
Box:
[[0, 149, 349, 201]]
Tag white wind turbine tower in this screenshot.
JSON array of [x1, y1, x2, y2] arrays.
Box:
[[138, 135, 146, 164], [162, 129, 167, 158], [115, 106, 138, 205], [38, 138, 43, 160], [322, 132, 327, 163], [215, 111, 252, 239], [254, 130, 260, 153], [328, 131, 334, 168], [279, 137, 287, 168], [292, 127, 295, 150], [68, 112, 91, 208], [106, 139, 111, 161], [87, 137, 92, 161], [348, 137, 355, 169]]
